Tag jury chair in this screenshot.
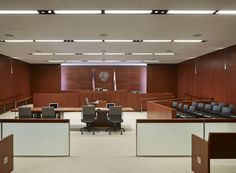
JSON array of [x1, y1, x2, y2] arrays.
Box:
[[107, 106, 125, 135], [18, 107, 32, 118], [80, 105, 98, 135], [41, 107, 56, 118]]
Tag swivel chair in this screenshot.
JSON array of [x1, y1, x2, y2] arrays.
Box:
[[80, 105, 97, 135], [42, 107, 56, 118], [18, 107, 32, 118], [107, 106, 125, 135]]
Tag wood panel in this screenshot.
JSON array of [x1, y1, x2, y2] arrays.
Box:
[[147, 64, 177, 94], [147, 101, 176, 119], [31, 64, 61, 93], [127, 93, 174, 111], [177, 45, 236, 107], [61, 66, 147, 92], [0, 54, 31, 111], [33, 93, 80, 107], [0, 135, 14, 173]]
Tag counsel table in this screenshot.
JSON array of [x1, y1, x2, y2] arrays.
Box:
[[12, 107, 134, 127]]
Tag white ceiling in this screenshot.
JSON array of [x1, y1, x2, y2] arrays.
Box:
[[0, 0, 236, 64]]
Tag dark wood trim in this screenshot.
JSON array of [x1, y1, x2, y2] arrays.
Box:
[[137, 119, 205, 123], [0, 119, 69, 123], [0, 134, 14, 173]]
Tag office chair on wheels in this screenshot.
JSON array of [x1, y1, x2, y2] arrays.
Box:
[[107, 106, 125, 135], [18, 107, 32, 118], [80, 105, 98, 135]]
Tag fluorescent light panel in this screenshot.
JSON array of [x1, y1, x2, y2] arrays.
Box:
[[216, 10, 236, 15], [32, 53, 53, 55], [154, 53, 175, 55], [35, 40, 64, 42], [54, 10, 101, 14], [143, 40, 172, 42], [0, 10, 39, 14], [61, 63, 147, 66], [132, 53, 153, 55], [174, 40, 203, 42], [54, 53, 76, 55], [5, 40, 33, 42], [167, 10, 215, 14], [48, 60, 64, 63], [105, 10, 152, 14], [104, 53, 125, 55], [104, 40, 133, 42], [74, 40, 103, 42], [82, 53, 103, 55], [65, 60, 82, 63]]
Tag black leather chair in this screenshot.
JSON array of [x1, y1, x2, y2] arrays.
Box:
[[172, 101, 178, 109], [178, 104, 195, 118], [210, 101, 218, 106], [191, 101, 198, 107], [107, 106, 125, 135], [80, 105, 97, 134], [41, 107, 56, 118], [219, 107, 232, 118], [18, 107, 32, 118]]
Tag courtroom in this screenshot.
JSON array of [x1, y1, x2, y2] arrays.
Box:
[[1, 0, 236, 173]]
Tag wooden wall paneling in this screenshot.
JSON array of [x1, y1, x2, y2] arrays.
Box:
[[33, 93, 80, 107], [61, 66, 147, 92], [31, 64, 61, 93], [147, 64, 177, 94]]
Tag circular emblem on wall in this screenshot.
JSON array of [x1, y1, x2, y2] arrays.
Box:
[[99, 71, 109, 82]]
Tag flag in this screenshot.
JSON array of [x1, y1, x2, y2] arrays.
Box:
[[113, 69, 117, 91], [92, 69, 96, 91]]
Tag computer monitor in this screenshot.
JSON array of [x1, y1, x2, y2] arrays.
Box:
[[106, 103, 115, 108], [49, 103, 58, 109]]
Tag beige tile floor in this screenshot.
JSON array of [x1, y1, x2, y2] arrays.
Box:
[[1, 111, 236, 173]]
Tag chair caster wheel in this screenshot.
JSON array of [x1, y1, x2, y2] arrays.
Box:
[[109, 132, 111, 135], [81, 132, 83, 135], [120, 132, 123, 135], [93, 132, 95, 135]]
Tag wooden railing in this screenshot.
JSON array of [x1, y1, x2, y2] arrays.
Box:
[[184, 93, 214, 102], [0, 95, 32, 114]]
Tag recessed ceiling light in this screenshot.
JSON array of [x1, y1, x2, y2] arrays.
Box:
[[154, 53, 176, 55], [74, 40, 103, 42], [5, 40, 34, 42], [32, 53, 53, 55], [216, 10, 236, 15], [54, 10, 101, 14], [0, 10, 39, 14], [105, 10, 152, 14], [54, 53, 76, 55], [167, 10, 216, 15], [104, 40, 133, 42], [35, 40, 64, 42], [173, 40, 203, 43], [143, 40, 172, 42], [4, 34, 14, 37]]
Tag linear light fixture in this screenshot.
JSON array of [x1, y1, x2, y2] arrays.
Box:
[[167, 10, 216, 14], [144, 60, 160, 63], [105, 10, 152, 14], [154, 53, 176, 55], [54, 53, 76, 55], [104, 60, 121, 62], [32, 53, 53, 55], [104, 40, 133, 42], [216, 10, 236, 15], [104, 53, 125, 55], [54, 10, 101, 14], [35, 40, 64, 42], [82, 53, 103, 55], [132, 53, 153, 55], [48, 60, 65, 63], [61, 62, 147, 66], [0, 10, 39, 14], [5, 40, 34, 42], [74, 40, 103, 42], [65, 60, 82, 63], [143, 40, 172, 42], [173, 40, 203, 43]]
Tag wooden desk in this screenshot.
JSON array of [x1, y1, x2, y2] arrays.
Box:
[[0, 135, 13, 173], [11, 107, 134, 127]]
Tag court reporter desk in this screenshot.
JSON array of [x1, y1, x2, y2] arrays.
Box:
[[12, 107, 134, 127]]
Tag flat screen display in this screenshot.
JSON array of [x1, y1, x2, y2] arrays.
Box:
[[49, 103, 58, 109], [106, 103, 115, 108]]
